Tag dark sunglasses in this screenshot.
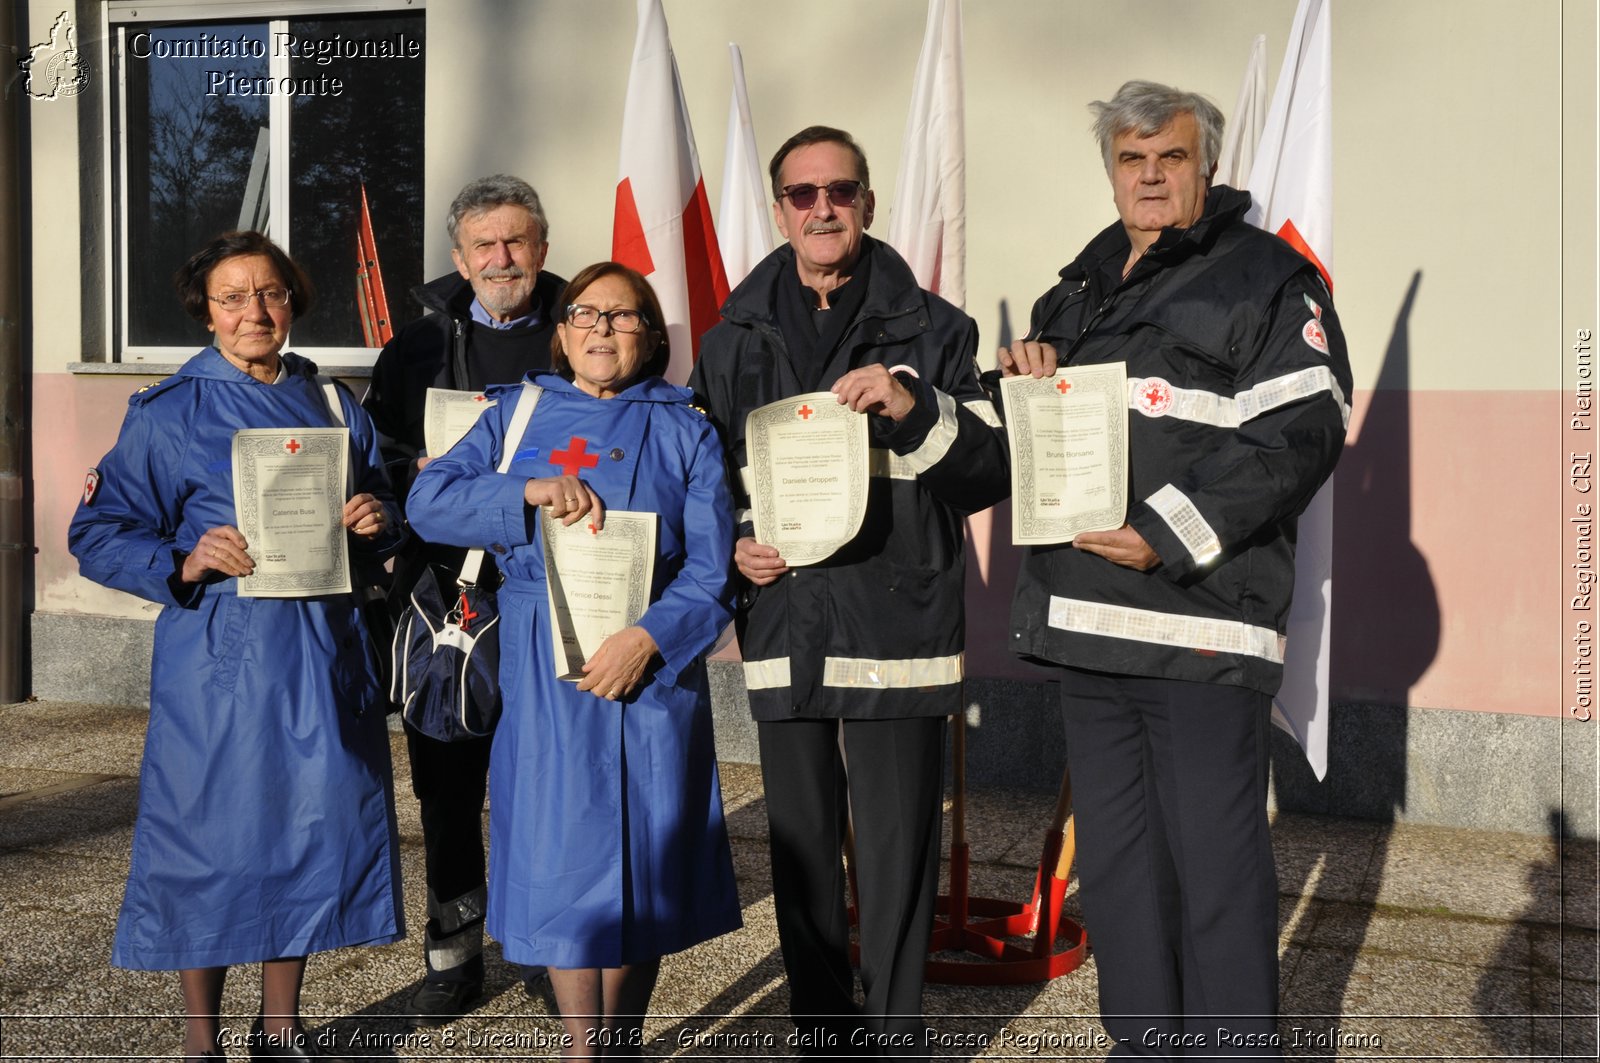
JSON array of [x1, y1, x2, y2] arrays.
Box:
[[778, 180, 865, 211]]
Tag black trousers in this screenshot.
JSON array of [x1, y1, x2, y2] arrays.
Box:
[[1058, 668, 1281, 1061], [405, 721, 492, 982], [757, 716, 944, 1059]]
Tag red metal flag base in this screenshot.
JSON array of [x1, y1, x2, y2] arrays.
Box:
[[924, 827, 1087, 985], [847, 731, 1088, 986]]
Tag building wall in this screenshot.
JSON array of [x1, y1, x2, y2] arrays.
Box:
[[17, 0, 1599, 822]]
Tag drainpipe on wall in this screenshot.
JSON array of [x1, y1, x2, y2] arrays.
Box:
[[0, 0, 31, 703]]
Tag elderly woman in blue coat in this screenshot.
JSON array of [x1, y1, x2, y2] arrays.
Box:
[[408, 261, 740, 1056], [69, 232, 403, 1061]]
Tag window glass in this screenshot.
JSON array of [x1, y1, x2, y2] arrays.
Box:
[[287, 14, 425, 348], [115, 10, 425, 357], [123, 23, 270, 347]]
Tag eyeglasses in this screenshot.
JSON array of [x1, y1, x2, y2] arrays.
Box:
[[209, 287, 291, 311], [565, 304, 648, 333], [778, 180, 865, 211]]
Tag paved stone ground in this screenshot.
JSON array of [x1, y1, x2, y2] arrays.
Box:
[[0, 701, 1594, 1061]]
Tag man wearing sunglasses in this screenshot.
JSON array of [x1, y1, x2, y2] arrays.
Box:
[[1000, 82, 1351, 1058], [691, 126, 1009, 1056], [363, 174, 566, 1026]]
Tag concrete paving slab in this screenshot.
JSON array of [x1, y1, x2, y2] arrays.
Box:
[[1530, 922, 1599, 982], [1532, 978, 1598, 1058], [1302, 899, 1533, 973], [1362, 822, 1564, 923], [1282, 946, 1532, 1058], [1269, 811, 1385, 908]]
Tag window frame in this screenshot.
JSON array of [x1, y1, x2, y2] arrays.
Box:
[[104, 0, 425, 366]]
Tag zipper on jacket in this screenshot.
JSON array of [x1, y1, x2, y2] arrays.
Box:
[[451, 319, 469, 391]]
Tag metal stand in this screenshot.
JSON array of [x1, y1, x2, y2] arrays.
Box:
[[846, 717, 1088, 985]]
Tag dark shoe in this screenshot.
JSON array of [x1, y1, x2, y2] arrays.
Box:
[[522, 964, 550, 996], [406, 978, 482, 1028]]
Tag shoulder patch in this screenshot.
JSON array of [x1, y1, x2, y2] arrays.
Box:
[[128, 376, 179, 406], [82, 468, 100, 506], [1301, 318, 1331, 356]]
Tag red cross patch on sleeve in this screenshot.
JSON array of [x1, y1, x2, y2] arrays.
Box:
[[83, 468, 101, 506], [1302, 318, 1330, 356]]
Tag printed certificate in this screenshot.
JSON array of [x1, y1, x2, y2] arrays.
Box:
[[231, 427, 351, 597], [424, 387, 495, 457], [541, 508, 657, 681], [745, 392, 868, 566], [1002, 364, 1129, 545]]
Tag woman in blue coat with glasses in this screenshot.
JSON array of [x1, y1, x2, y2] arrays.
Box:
[[408, 261, 740, 1057], [69, 232, 403, 1060]]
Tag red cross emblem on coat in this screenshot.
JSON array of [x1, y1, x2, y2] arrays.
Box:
[[283, 438, 302, 454], [1302, 319, 1330, 356], [1134, 378, 1174, 418], [550, 437, 600, 477]]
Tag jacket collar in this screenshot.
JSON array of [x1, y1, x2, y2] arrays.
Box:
[[525, 369, 693, 406], [1060, 184, 1253, 283], [410, 269, 567, 327], [178, 347, 319, 382], [720, 235, 932, 344]]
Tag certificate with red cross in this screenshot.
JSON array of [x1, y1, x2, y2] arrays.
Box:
[[744, 391, 869, 566], [1000, 363, 1129, 545], [423, 387, 494, 458], [231, 427, 351, 597]]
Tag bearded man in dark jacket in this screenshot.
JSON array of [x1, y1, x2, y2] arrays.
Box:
[[1000, 82, 1351, 1059], [362, 174, 565, 1026], [691, 127, 1009, 1057]]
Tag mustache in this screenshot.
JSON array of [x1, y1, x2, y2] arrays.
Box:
[[804, 222, 845, 235], [478, 266, 528, 281]]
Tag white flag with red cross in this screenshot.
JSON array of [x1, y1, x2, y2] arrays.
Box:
[[886, 0, 966, 308], [612, 0, 730, 383], [1243, 0, 1336, 780]]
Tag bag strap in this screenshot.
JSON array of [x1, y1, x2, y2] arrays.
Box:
[[458, 381, 542, 587], [316, 375, 353, 495]]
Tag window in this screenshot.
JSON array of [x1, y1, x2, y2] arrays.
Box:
[[109, 1, 425, 363]]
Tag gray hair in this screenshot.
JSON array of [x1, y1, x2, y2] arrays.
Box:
[[1089, 81, 1224, 175], [446, 174, 550, 247]]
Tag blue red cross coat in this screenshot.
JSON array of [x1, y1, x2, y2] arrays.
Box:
[[67, 348, 404, 970], [406, 371, 741, 967]]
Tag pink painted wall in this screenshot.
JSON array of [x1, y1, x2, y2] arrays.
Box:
[[32, 374, 152, 613]]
